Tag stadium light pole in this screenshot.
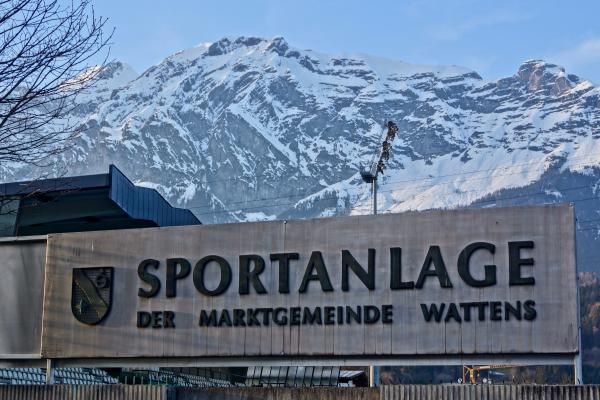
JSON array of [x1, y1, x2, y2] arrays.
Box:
[[360, 121, 398, 387], [360, 121, 398, 215]]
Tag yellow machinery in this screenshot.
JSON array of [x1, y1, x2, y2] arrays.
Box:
[[462, 365, 515, 384]]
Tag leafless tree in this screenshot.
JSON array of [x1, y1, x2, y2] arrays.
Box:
[[0, 0, 111, 226], [0, 0, 112, 166]]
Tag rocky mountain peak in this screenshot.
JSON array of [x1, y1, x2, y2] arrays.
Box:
[[265, 37, 290, 56], [206, 36, 273, 56], [516, 59, 577, 95], [97, 61, 138, 81]]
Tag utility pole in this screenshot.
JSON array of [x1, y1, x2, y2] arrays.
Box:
[[372, 174, 378, 215], [360, 120, 398, 387], [574, 234, 584, 384]]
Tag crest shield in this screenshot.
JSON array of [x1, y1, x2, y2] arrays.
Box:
[[71, 267, 114, 325]]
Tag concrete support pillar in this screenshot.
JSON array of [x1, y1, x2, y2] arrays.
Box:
[[45, 359, 54, 384], [369, 365, 379, 387], [574, 353, 583, 384]]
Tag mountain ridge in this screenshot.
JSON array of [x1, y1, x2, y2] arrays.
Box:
[[2, 35, 599, 269]]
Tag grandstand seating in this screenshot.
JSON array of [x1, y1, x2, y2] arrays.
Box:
[[121, 369, 241, 387], [0, 366, 356, 387], [0, 368, 118, 385]]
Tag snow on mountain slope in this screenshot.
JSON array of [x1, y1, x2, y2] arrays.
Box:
[[2, 36, 600, 269]]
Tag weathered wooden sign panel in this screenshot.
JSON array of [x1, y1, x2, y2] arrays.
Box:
[[0, 237, 46, 359], [41, 204, 578, 361]]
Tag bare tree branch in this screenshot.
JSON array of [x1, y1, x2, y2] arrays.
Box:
[[0, 0, 112, 167]]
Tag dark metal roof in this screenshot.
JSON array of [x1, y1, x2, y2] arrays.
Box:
[[108, 165, 200, 227], [0, 172, 109, 197], [0, 165, 200, 237]]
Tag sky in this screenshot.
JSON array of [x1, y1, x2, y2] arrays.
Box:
[[91, 0, 600, 83]]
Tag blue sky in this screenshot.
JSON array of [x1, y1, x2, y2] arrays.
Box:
[[93, 0, 600, 83]]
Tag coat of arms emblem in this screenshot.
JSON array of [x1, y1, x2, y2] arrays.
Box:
[[71, 267, 114, 325]]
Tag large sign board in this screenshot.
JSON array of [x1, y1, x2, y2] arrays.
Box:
[[40, 204, 577, 364]]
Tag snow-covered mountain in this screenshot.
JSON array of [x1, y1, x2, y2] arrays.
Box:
[[3, 36, 600, 270]]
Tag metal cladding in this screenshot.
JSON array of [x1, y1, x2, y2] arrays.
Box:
[[379, 385, 600, 400], [0, 164, 200, 238], [0, 385, 166, 400], [2, 385, 600, 400], [35, 204, 578, 364], [107, 165, 200, 227]]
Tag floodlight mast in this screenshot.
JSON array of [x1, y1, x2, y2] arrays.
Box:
[[360, 121, 398, 388], [360, 121, 398, 215]]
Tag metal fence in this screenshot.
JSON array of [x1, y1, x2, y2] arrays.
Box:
[[380, 384, 600, 399], [0, 385, 165, 400], [3, 383, 600, 399], [166, 386, 379, 400]]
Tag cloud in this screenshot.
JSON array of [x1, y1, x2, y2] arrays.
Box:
[[551, 37, 600, 71]]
